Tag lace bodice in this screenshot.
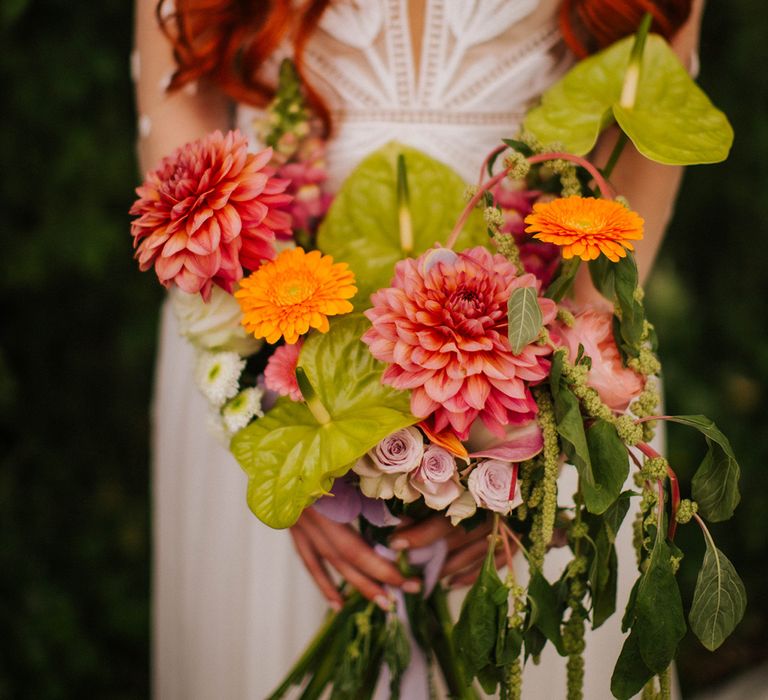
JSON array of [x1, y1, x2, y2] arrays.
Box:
[[237, 0, 573, 186]]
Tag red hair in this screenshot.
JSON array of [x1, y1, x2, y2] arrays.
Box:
[[559, 0, 692, 58], [158, 0, 693, 131], [157, 0, 332, 130]]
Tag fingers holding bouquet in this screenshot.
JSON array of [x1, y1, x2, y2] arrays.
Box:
[[291, 508, 422, 612]]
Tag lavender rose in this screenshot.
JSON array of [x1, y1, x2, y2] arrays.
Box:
[[411, 445, 461, 510], [369, 427, 424, 474], [467, 459, 521, 514]]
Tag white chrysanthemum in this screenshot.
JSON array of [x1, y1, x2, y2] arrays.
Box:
[[171, 285, 263, 355], [194, 351, 245, 407], [206, 410, 232, 447], [222, 387, 265, 434]]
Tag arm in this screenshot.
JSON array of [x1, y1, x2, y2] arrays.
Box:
[[573, 0, 705, 305], [133, 0, 232, 172]]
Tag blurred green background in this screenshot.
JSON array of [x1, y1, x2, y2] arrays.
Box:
[[0, 0, 765, 697]]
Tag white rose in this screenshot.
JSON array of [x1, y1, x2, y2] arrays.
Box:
[[467, 460, 521, 515], [353, 455, 399, 499], [170, 285, 263, 355], [446, 490, 478, 526]]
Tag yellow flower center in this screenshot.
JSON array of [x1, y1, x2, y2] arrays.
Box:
[[271, 273, 318, 306]]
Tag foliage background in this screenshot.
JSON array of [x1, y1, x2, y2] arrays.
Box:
[[0, 0, 765, 697]]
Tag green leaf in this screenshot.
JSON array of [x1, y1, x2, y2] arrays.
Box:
[[553, 385, 594, 485], [549, 350, 564, 399], [592, 546, 619, 630], [523, 34, 733, 165], [527, 571, 566, 656], [665, 415, 741, 521], [588, 256, 615, 300], [613, 38, 734, 165], [611, 629, 655, 700], [689, 541, 747, 651], [633, 538, 686, 673], [582, 420, 629, 514], [230, 315, 416, 528], [317, 143, 487, 309], [612, 255, 644, 354], [586, 491, 633, 628], [507, 286, 543, 354], [544, 257, 581, 302], [622, 579, 639, 634], [453, 551, 506, 678]]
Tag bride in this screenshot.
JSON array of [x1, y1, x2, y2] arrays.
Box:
[[133, 0, 703, 697]]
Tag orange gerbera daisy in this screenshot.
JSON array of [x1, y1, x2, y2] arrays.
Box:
[[524, 196, 644, 262], [235, 247, 357, 344]]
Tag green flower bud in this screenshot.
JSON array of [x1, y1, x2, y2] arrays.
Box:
[[463, 184, 479, 202], [503, 151, 531, 181], [615, 415, 643, 446], [675, 499, 698, 524], [641, 456, 668, 481], [484, 206, 505, 229]]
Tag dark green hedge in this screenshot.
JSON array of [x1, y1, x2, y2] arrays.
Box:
[[0, 1, 765, 697]]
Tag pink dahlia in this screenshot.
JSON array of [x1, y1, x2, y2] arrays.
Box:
[[130, 130, 292, 301], [363, 246, 557, 440], [263, 340, 304, 402]]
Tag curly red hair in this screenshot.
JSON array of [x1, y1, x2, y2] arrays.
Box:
[[559, 0, 692, 58], [158, 0, 693, 132]]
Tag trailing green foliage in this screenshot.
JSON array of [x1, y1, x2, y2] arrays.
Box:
[[585, 491, 633, 628]]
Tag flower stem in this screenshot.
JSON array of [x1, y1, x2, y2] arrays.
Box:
[[501, 521, 531, 561], [601, 131, 629, 180], [528, 152, 616, 199], [427, 586, 480, 700], [636, 440, 680, 539]]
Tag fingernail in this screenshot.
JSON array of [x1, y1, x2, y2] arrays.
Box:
[[402, 580, 421, 594], [374, 595, 393, 611], [330, 599, 343, 612], [389, 538, 409, 551]]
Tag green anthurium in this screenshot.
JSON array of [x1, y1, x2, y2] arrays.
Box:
[[316, 143, 487, 309], [230, 314, 417, 529], [524, 34, 733, 165]]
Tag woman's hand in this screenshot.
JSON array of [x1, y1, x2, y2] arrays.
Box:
[[290, 508, 423, 611], [390, 514, 509, 588]]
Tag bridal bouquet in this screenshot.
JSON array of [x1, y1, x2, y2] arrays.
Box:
[[130, 23, 744, 700]]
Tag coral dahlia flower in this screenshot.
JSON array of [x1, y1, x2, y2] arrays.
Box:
[[236, 247, 357, 344], [130, 130, 292, 301], [524, 195, 644, 262], [362, 246, 556, 440]]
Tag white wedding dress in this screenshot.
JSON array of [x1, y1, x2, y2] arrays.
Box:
[[152, 1, 676, 698]]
